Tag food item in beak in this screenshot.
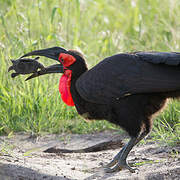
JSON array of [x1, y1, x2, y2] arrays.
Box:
[[8, 57, 45, 78]]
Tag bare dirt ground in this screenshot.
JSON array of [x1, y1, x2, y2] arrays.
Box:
[[0, 131, 180, 180]]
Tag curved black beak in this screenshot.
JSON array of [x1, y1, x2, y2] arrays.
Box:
[[20, 47, 67, 81], [21, 47, 67, 61], [25, 64, 64, 81]]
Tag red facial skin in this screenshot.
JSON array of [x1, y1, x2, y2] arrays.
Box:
[[59, 53, 76, 68], [58, 53, 76, 106]]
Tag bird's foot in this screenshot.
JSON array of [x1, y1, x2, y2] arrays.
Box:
[[104, 159, 138, 173], [103, 137, 139, 173], [105, 156, 118, 168], [104, 146, 124, 168]]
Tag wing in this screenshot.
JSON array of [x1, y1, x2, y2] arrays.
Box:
[[135, 52, 180, 65], [75, 53, 180, 104]]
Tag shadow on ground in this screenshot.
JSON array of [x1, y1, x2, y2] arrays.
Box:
[[0, 163, 72, 180]]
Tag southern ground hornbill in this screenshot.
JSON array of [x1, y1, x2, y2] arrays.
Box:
[[20, 47, 180, 173]]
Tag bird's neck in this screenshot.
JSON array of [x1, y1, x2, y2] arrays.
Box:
[[59, 65, 88, 107], [70, 75, 87, 111]]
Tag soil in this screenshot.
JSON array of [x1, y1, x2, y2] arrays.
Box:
[[0, 131, 180, 180]]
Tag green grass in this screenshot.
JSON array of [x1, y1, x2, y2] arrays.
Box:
[[152, 100, 180, 146], [0, 0, 179, 144]]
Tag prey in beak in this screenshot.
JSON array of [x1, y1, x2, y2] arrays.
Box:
[[8, 57, 45, 78], [20, 47, 67, 80]]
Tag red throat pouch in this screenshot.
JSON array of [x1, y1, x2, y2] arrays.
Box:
[[59, 69, 75, 106]]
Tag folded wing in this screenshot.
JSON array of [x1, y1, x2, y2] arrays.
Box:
[[76, 53, 180, 104]]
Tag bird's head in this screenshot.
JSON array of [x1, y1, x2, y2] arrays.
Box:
[[21, 47, 88, 106], [21, 47, 87, 80]]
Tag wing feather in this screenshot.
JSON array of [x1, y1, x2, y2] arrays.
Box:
[[76, 53, 180, 104], [136, 52, 180, 65]]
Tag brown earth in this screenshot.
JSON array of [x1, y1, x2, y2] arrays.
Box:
[[0, 131, 180, 180]]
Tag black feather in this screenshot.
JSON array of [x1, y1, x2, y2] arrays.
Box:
[[76, 53, 180, 104], [136, 52, 180, 65]]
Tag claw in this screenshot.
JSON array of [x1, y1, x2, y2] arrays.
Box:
[[105, 159, 117, 168], [25, 72, 39, 81], [104, 160, 138, 173], [8, 66, 13, 72], [104, 166, 122, 173]]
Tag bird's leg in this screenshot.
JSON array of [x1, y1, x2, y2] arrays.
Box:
[[104, 129, 150, 173], [134, 130, 149, 145], [105, 129, 148, 168], [105, 136, 138, 173]]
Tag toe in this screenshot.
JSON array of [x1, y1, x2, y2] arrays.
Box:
[[104, 159, 117, 168], [104, 165, 122, 173], [118, 160, 138, 173], [104, 160, 138, 173]]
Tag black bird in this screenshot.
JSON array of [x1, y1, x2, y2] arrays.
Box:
[[21, 47, 180, 173]]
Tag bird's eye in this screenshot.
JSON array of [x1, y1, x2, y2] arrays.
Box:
[[61, 58, 64, 63]]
